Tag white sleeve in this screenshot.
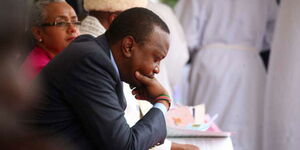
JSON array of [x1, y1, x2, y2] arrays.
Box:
[[175, 0, 206, 53]]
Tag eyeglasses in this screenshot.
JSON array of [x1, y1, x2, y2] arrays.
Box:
[[40, 21, 81, 28]]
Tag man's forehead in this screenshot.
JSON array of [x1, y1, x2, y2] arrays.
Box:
[[154, 27, 170, 49], [148, 38, 169, 56]]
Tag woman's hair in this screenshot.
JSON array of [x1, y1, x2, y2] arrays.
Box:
[[25, 0, 66, 54], [30, 0, 66, 27]]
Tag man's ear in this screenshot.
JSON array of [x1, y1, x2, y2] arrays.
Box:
[[121, 35, 135, 58]]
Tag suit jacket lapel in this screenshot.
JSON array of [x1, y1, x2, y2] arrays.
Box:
[[94, 34, 127, 110]]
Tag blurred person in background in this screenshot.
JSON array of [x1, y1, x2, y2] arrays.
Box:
[[175, 0, 278, 150], [0, 0, 74, 149], [0, 0, 33, 115], [263, 1, 300, 150], [21, 0, 80, 80]]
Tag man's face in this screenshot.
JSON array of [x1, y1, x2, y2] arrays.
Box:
[[126, 26, 170, 88]]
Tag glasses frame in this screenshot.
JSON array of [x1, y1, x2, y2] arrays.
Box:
[[40, 21, 81, 28]]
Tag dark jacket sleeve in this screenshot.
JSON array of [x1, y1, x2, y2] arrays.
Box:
[[63, 52, 166, 150]]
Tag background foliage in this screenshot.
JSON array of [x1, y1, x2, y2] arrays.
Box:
[[160, 0, 179, 8]]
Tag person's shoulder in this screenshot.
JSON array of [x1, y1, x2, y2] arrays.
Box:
[[61, 34, 110, 63], [66, 34, 101, 53], [73, 34, 96, 43]]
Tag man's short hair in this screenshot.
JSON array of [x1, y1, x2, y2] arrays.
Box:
[[105, 7, 170, 45]]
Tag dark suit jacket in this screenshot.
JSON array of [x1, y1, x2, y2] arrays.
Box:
[[30, 34, 166, 150]]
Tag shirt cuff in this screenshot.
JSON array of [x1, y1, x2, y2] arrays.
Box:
[[150, 139, 172, 150], [153, 102, 168, 116]]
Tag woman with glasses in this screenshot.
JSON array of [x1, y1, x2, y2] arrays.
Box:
[[21, 0, 80, 80]]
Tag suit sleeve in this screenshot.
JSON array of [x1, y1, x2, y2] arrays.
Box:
[[63, 52, 166, 150]]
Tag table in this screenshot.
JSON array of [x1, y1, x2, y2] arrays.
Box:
[[168, 137, 233, 150]]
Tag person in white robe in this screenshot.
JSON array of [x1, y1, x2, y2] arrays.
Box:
[[80, 0, 197, 149], [175, 0, 278, 150], [263, 1, 300, 150]]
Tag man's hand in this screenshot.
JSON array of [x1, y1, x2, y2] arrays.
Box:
[[171, 142, 200, 150], [131, 71, 169, 108]]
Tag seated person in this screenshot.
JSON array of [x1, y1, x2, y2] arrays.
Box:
[[27, 8, 172, 150], [79, 0, 197, 149], [0, 1, 75, 150], [21, 0, 80, 80]]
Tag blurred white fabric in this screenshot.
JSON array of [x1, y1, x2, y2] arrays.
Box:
[[188, 45, 266, 150], [263, 1, 300, 150], [80, 15, 106, 37], [175, 0, 278, 54], [175, 0, 278, 150]]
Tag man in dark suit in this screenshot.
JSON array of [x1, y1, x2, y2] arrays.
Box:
[[29, 8, 171, 150]]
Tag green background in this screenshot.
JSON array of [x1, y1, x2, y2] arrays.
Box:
[[160, 0, 179, 8]]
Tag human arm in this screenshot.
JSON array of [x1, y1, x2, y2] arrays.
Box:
[[64, 52, 166, 150]]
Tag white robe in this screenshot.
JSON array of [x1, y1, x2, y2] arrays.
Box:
[[263, 1, 300, 150], [175, 0, 278, 150]]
